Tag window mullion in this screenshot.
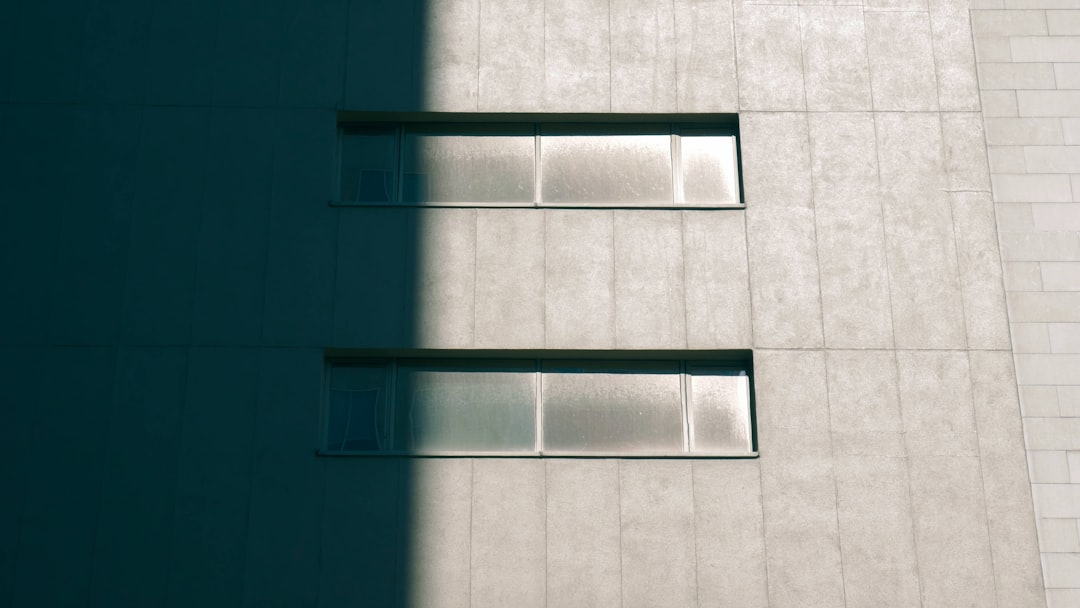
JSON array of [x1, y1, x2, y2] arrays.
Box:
[[671, 126, 683, 205], [534, 124, 541, 207], [681, 362, 691, 453]]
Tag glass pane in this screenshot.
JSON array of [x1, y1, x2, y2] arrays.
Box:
[[340, 128, 397, 202], [395, 361, 536, 451], [541, 129, 673, 204], [403, 125, 534, 203], [542, 361, 684, 452], [688, 368, 751, 453], [327, 363, 390, 451], [680, 134, 740, 206]]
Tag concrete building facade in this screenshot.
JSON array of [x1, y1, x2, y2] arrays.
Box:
[[0, 0, 1073, 606]]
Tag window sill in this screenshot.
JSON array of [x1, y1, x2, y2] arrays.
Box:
[[316, 449, 759, 459]]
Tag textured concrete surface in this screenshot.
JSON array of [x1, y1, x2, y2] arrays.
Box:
[[0, 0, 1055, 606]]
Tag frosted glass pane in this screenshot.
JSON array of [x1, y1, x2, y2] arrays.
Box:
[[404, 126, 534, 203], [340, 128, 397, 202], [541, 132, 673, 204], [327, 364, 390, 451], [396, 361, 536, 451], [542, 361, 683, 452], [680, 134, 740, 205], [688, 369, 751, 453]]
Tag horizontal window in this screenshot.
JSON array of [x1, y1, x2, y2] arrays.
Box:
[[322, 357, 755, 457], [335, 120, 741, 208]]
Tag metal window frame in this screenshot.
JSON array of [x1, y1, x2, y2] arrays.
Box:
[[319, 355, 757, 458]]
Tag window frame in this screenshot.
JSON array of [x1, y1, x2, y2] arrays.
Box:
[[333, 113, 743, 209], [319, 352, 757, 459]]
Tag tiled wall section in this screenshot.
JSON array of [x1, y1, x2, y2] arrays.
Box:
[[972, 3, 1080, 607]]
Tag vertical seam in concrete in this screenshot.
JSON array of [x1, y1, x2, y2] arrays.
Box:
[[671, 0, 679, 111], [83, 346, 120, 607], [680, 212, 690, 349], [729, 0, 740, 113], [542, 461, 548, 608], [689, 461, 700, 608], [475, 0, 482, 112], [610, 210, 618, 348], [608, 0, 613, 112], [617, 460, 625, 608], [796, 5, 810, 112], [944, 137, 974, 353], [237, 349, 263, 606], [163, 346, 194, 606], [804, 112, 828, 350], [468, 459, 475, 608], [967, 350, 1004, 608], [893, 349, 927, 608], [256, 121, 277, 345], [472, 209, 479, 348], [821, 350, 850, 608], [741, 207, 755, 348]]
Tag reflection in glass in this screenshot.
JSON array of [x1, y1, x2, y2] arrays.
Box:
[[404, 126, 534, 203], [327, 363, 390, 451], [340, 128, 397, 202], [680, 134, 740, 205], [541, 131, 673, 204], [396, 361, 536, 451], [542, 361, 684, 452], [688, 369, 751, 453]]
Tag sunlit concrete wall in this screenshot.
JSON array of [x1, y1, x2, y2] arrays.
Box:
[[0, 0, 1049, 606], [970, 4, 1080, 605]]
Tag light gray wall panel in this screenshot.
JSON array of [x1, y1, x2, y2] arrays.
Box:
[[90, 347, 186, 608], [477, 0, 544, 111], [144, 0, 217, 106], [0, 348, 46, 607], [683, 211, 752, 348], [544, 0, 611, 112], [951, 191, 1012, 349], [610, 0, 678, 113], [278, 0, 348, 108], [262, 110, 338, 347], [475, 210, 545, 348], [825, 350, 903, 435], [614, 211, 686, 348], [545, 210, 616, 349], [929, 0, 981, 111], [834, 456, 921, 608], [122, 107, 209, 346], [319, 459, 402, 608], [344, 0, 420, 110], [422, 0, 480, 112], [333, 209, 409, 347], [78, 0, 153, 104], [864, 11, 939, 111], [192, 109, 275, 346], [875, 112, 967, 349], [471, 460, 546, 608], [168, 348, 258, 606], [940, 113, 992, 192], [969, 352, 1046, 607], [754, 349, 829, 433], [5, 0, 86, 103], [908, 456, 997, 608], [546, 460, 621, 608], [760, 440, 846, 608], [693, 460, 769, 608], [241, 349, 325, 608], [897, 350, 979, 456], [11, 347, 114, 608], [734, 5, 805, 111], [742, 113, 824, 348], [620, 461, 697, 608], [673, 0, 738, 112], [211, 1, 285, 107], [809, 112, 894, 348], [47, 106, 140, 346], [410, 208, 477, 348], [800, 6, 873, 111], [0, 107, 73, 345], [404, 459, 473, 608]]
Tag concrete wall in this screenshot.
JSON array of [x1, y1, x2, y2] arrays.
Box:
[[0, 0, 1049, 606], [970, 3, 1080, 606]]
